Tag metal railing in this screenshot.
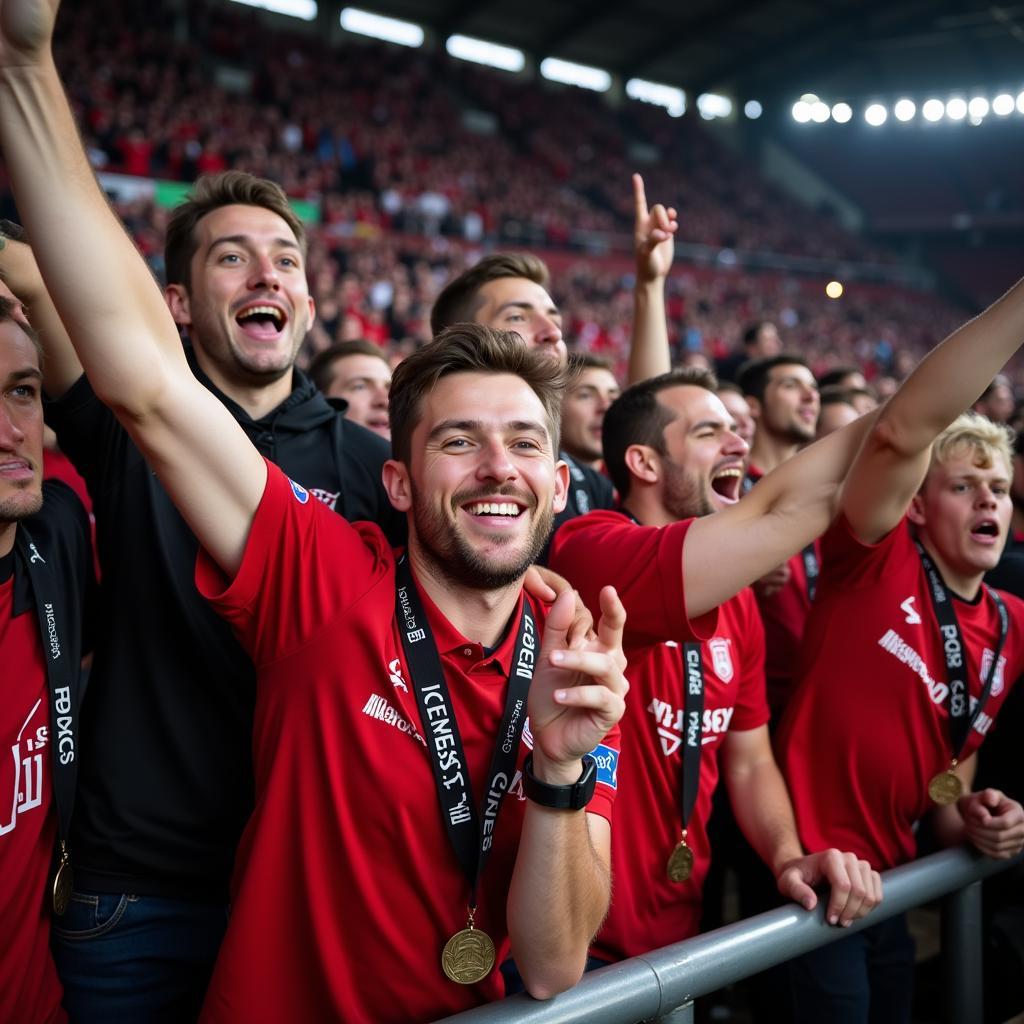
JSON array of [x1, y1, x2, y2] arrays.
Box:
[[437, 846, 1023, 1024]]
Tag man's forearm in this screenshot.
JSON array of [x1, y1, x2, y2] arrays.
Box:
[[507, 807, 610, 998], [628, 278, 671, 386], [728, 761, 804, 875]]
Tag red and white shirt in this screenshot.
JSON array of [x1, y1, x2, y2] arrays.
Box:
[[551, 511, 768, 958], [196, 463, 619, 1024], [777, 514, 1024, 870], [0, 565, 65, 1024]]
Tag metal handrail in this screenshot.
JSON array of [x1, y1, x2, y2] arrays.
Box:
[[436, 846, 1023, 1023]]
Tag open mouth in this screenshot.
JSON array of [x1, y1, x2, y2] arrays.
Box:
[[970, 520, 1000, 541], [710, 466, 744, 503], [235, 303, 287, 339]]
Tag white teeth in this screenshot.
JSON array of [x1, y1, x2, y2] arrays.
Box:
[[238, 305, 284, 324], [469, 502, 520, 516], [713, 467, 742, 479]]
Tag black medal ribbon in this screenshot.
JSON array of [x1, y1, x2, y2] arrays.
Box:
[[396, 557, 535, 909], [14, 525, 78, 904], [916, 542, 1009, 761], [677, 643, 705, 834], [801, 543, 819, 603], [561, 451, 592, 516]]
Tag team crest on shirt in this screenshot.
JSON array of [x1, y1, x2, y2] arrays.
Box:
[[980, 649, 1007, 697], [709, 638, 734, 683], [288, 478, 310, 504]]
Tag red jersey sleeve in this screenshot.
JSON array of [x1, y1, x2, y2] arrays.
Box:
[[196, 460, 394, 666], [549, 510, 718, 650], [730, 589, 770, 731]]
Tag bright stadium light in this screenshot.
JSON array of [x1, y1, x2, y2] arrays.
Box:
[[1017, 90, 1024, 114], [230, 0, 317, 18], [825, 280, 844, 299], [945, 97, 967, 121], [992, 93, 1015, 116], [864, 103, 888, 126], [744, 99, 763, 119], [922, 98, 944, 122], [626, 78, 686, 117], [810, 100, 830, 123], [697, 93, 733, 119], [540, 57, 611, 92], [831, 102, 853, 123], [893, 98, 916, 122], [792, 100, 812, 123], [968, 96, 989, 119], [446, 34, 525, 72], [340, 7, 423, 46]]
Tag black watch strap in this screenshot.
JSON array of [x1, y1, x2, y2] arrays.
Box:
[[522, 753, 597, 810]]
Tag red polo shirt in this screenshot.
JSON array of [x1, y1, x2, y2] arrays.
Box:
[[197, 463, 618, 1023]]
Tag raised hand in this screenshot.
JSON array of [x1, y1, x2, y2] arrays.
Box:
[[528, 586, 628, 784], [633, 172, 678, 284]]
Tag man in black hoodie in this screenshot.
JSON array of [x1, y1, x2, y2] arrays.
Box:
[[1, 174, 402, 1022]]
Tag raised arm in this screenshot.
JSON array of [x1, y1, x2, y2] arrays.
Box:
[[0, 225, 82, 397], [627, 173, 676, 386], [0, 0, 265, 573], [842, 278, 1024, 543]]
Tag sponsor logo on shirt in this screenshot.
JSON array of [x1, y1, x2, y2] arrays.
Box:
[[1, 700, 48, 838], [288, 479, 310, 504], [647, 697, 734, 756], [588, 743, 619, 789], [361, 693, 425, 745], [709, 637, 734, 683], [901, 596, 922, 624], [877, 630, 997, 735], [309, 488, 340, 511], [387, 658, 409, 692]]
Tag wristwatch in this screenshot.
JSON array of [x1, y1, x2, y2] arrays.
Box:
[[522, 753, 597, 810]]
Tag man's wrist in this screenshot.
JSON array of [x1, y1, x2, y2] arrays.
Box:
[[528, 749, 587, 787]]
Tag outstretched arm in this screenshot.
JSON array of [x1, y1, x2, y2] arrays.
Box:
[[0, 0, 265, 573], [842, 278, 1024, 543], [627, 173, 677, 386]]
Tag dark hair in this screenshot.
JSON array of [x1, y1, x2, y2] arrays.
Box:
[[736, 352, 812, 402], [742, 320, 775, 348], [0, 295, 43, 364], [389, 322, 566, 464], [716, 379, 743, 397], [603, 367, 718, 499], [430, 253, 551, 336], [308, 339, 389, 393], [818, 384, 857, 409], [817, 365, 863, 390], [164, 171, 306, 289]]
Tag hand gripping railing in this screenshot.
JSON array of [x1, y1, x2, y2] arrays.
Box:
[[436, 846, 1023, 1024]]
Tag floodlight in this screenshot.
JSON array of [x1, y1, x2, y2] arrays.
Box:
[[992, 93, 1015, 116], [1017, 91, 1024, 114], [893, 99, 915, 122], [230, 0, 317, 18], [339, 7, 423, 45], [446, 34, 525, 73], [792, 101, 811, 123], [945, 97, 967, 121], [864, 103, 887, 126], [697, 93, 733, 119], [540, 57, 611, 92], [810, 101, 830, 123], [825, 281, 844, 299], [922, 99, 944, 122], [627, 78, 686, 117], [831, 102, 853, 123], [744, 100, 763, 119], [968, 97, 989, 119]]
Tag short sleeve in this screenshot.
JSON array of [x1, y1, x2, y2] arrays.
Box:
[[729, 590, 770, 731]]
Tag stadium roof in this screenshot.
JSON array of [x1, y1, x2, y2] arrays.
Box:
[[339, 0, 1024, 103]]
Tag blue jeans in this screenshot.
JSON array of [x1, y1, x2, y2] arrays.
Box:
[[788, 914, 916, 1024], [51, 890, 228, 1023]]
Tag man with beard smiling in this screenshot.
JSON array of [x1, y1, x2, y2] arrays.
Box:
[[549, 367, 882, 965], [4, 177, 404, 1016]]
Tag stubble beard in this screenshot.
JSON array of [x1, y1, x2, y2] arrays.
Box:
[[661, 456, 715, 521]]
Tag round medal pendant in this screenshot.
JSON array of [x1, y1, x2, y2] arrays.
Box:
[[52, 859, 73, 916], [666, 841, 694, 883], [928, 770, 963, 807], [442, 926, 496, 985]]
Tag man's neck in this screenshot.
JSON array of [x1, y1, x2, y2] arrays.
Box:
[[192, 345, 294, 421], [408, 543, 523, 649], [919, 535, 984, 602], [621, 494, 675, 528], [748, 432, 799, 475], [0, 521, 14, 559], [563, 446, 601, 472]]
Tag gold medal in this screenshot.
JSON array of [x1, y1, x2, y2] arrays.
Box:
[[442, 911, 495, 985], [667, 838, 694, 883], [52, 842, 73, 916], [928, 768, 963, 806]]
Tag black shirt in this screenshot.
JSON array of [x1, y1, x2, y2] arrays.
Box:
[[47, 354, 402, 899]]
